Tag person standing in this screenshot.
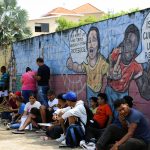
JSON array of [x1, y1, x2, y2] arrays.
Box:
[[21, 67, 37, 103], [34, 58, 50, 107], [0, 66, 9, 97]]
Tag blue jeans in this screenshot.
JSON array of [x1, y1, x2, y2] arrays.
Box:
[[10, 123, 20, 129], [105, 85, 128, 118], [37, 86, 49, 107], [22, 90, 35, 103], [87, 86, 99, 106]]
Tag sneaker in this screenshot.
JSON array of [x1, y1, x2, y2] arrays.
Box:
[[6, 124, 10, 130], [80, 141, 96, 150], [87, 142, 95, 146], [35, 129, 46, 133], [12, 129, 25, 134], [61, 140, 66, 145], [59, 140, 69, 148], [55, 134, 65, 142]]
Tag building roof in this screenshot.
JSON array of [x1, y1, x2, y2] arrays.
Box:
[[73, 3, 103, 14], [43, 7, 77, 17]]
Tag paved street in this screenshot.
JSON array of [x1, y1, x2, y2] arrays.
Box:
[[0, 125, 81, 150]]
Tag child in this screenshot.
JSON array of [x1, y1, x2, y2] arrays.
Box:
[[90, 97, 98, 114], [12, 93, 41, 133], [7, 96, 25, 129]]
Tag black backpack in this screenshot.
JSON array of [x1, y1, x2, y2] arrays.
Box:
[[65, 124, 85, 147]]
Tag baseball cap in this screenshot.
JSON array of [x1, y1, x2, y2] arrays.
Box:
[[14, 91, 21, 97], [63, 91, 77, 102]]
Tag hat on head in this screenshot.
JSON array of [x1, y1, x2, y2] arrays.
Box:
[[63, 91, 77, 102], [14, 91, 21, 97]]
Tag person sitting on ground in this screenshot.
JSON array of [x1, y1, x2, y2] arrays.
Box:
[[40, 89, 58, 124], [91, 93, 113, 129], [96, 99, 150, 150], [12, 93, 41, 133], [82, 95, 134, 149], [113, 95, 134, 129], [0, 91, 21, 122], [55, 91, 87, 145], [40, 93, 68, 141], [90, 97, 98, 114], [6, 96, 25, 129]]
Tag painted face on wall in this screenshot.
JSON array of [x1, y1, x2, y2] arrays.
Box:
[[87, 30, 99, 59], [122, 33, 138, 63]]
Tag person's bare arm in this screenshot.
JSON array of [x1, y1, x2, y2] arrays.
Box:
[[110, 123, 137, 150], [23, 111, 28, 116], [33, 75, 41, 81]]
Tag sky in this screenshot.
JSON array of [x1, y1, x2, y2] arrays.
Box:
[[17, 0, 150, 19]]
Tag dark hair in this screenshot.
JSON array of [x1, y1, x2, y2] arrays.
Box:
[[124, 24, 140, 51], [114, 99, 126, 109], [36, 57, 44, 63], [97, 93, 108, 102], [29, 92, 36, 99], [57, 93, 66, 102], [87, 26, 100, 50], [1, 66, 6, 72], [16, 96, 24, 103], [90, 97, 98, 106], [47, 89, 55, 96], [30, 107, 40, 116], [26, 67, 31, 72], [123, 96, 133, 108]]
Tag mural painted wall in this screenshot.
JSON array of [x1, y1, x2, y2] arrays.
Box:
[[13, 8, 150, 120]]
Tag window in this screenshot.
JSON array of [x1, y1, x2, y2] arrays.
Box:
[[35, 23, 49, 32]]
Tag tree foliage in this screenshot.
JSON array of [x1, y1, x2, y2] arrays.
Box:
[[56, 8, 139, 31], [0, 0, 31, 48], [55, 17, 78, 32]]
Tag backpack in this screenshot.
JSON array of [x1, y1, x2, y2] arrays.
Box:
[[65, 124, 85, 147]]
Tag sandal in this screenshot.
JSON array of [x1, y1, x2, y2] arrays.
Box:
[[12, 129, 25, 134]]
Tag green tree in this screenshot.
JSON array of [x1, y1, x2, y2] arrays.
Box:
[[0, 0, 31, 48], [78, 16, 97, 26], [56, 17, 78, 32], [55, 8, 139, 31]]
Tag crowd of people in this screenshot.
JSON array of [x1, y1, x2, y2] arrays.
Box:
[[0, 57, 150, 150]]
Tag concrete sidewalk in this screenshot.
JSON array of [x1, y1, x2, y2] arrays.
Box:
[[0, 125, 81, 150]]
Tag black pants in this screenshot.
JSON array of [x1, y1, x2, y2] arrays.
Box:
[[85, 127, 105, 143], [96, 124, 148, 150], [46, 125, 63, 139]]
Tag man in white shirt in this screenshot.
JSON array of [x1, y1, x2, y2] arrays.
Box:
[[56, 91, 87, 143]]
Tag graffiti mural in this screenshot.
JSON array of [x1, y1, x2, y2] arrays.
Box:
[[12, 9, 150, 120], [106, 24, 150, 110], [67, 27, 109, 103]]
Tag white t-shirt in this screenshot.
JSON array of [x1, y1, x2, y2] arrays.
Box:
[[24, 101, 41, 113], [48, 98, 58, 111]]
